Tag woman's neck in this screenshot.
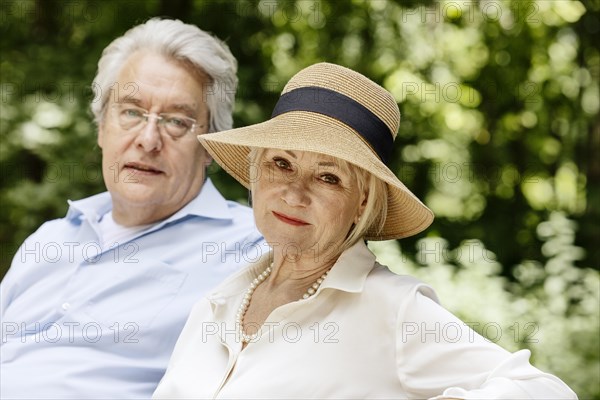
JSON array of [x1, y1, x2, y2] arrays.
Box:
[[265, 250, 337, 293]]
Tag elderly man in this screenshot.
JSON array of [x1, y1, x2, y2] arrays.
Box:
[[0, 18, 263, 398]]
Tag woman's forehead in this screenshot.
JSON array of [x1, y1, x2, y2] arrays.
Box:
[[264, 148, 341, 164]]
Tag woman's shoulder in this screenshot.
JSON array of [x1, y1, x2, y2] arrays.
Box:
[[365, 261, 439, 304]]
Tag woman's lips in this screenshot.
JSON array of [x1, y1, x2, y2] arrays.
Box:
[[272, 211, 309, 226]]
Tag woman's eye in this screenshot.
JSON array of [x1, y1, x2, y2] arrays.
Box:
[[273, 158, 291, 170], [320, 174, 340, 184]]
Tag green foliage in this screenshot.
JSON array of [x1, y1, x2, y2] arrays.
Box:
[[370, 211, 599, 398], [1, 0, 598, 396]]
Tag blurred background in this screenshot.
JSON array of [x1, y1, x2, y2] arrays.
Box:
[[1, 0, 598, 397]]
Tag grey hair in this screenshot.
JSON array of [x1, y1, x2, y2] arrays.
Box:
[[90, 17, 238, 133]]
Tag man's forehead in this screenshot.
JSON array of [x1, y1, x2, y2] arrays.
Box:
[[116, 51, 209, 92], [112, 52, 209, 111]]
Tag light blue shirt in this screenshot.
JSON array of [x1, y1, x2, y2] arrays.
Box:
[[0, 179, 265, 399]]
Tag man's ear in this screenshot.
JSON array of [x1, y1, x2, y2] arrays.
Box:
[[97, 124, 104, 149], [199, 144, 213, 166]]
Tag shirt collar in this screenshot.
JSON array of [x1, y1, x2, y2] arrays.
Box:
[[65, 178, 233, 225], [208, 239, 377, 303], [320, 240, 377, 294], [66, 192, 112, 223], [161, 178, 233, 222]]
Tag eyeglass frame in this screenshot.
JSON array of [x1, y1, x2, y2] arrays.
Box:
[[108, 103, 206, 138]]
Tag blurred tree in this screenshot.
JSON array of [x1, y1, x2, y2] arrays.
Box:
[[2, 0, 598, 269], [1, 0, 598, 395]]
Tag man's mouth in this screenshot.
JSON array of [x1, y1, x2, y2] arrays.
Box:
[[124, 162, 163, 175]]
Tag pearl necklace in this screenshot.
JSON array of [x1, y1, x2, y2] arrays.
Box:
[[236, 264, 330, 343]]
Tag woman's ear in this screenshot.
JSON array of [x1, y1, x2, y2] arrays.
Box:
[[355, 190, 368, 224]]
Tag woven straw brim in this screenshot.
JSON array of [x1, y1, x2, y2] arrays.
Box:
[[198, 111, 433, 240]]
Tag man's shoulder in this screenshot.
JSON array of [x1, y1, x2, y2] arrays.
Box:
[[217, 200, 262, 243], [223, 199, 253, 216], [20, 192, 110, 238], [168, 188, 262, 244]]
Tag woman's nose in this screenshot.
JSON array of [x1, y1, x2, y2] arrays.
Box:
[[280, 179, 310, 207]]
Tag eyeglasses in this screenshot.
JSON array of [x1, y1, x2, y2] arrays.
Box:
[[110, 104, 203, 138]]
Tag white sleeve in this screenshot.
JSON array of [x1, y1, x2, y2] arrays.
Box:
[[395, 286, 578, 399]]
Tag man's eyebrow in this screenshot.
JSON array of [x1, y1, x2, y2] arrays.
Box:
[[169, 104, 197, 117], [118, 97, 141, 105], [114, 99, 197, 117]]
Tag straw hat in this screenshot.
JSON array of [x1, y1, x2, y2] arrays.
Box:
[[198, 62, 433, 240]]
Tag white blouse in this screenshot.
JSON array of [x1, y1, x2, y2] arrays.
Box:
[[153, 241, 577, 399]]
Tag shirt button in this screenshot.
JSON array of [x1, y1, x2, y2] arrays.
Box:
[[61, 302, 71, 311]]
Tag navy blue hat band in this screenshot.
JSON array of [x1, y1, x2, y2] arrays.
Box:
[[271, 86, 393, 165]]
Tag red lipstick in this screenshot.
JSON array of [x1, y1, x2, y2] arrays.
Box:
[[272, 211, 309, 226]]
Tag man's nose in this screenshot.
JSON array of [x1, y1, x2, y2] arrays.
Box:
[[134, 116, 163, 152]]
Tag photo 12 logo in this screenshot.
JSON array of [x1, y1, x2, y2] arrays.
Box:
[[201, 321, 340, 344], [400, 321, 539, 344], [2, 321, 140, 344]]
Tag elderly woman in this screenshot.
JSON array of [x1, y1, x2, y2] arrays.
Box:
[[153, 63, 576, 399]]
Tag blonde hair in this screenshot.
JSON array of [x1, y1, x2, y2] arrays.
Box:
[[248, 147, 388, 256]]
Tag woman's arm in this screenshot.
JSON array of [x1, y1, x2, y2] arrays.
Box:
[[395, 285, 577, 399]]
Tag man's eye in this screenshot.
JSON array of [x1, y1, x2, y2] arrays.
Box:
[[165, 116, 190, 128], [123, 108, 143, 118], [273, 158, 291, 170], [320, 174, 340, 184]]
